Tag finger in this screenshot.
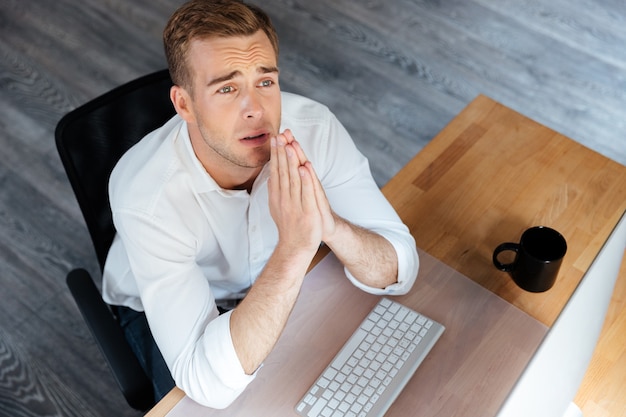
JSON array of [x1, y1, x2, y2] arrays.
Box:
[[275, 134, 291, 198], [282, 129, 308, 165], [304, 161, 332, 215], [282, 129, 295, 143], [286, 145, 302, 201], [270, 136, 278, 175], [299, 165, 317, 213], [290, 139, 308, 166], [268, 136, 280, 208]]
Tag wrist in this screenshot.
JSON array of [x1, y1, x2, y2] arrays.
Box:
[[271, 242, 318, 274], [322, 214, 351, 248]]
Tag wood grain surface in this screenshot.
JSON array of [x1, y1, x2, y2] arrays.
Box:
[[383, 95, 626, 327]]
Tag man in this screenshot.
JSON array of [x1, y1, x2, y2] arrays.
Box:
[[102, 0, 419, 409]]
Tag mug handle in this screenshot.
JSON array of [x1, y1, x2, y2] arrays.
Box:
[[493, 242, 519, 272]]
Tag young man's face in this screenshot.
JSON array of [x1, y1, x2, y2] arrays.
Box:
[[173, 30, 281, 184]]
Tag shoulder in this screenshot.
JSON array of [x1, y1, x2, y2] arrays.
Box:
[[281, 92, 333, 125], [279, 91, 343, 152], [109, 115, 190, 215], [116, 115, 182, 166]]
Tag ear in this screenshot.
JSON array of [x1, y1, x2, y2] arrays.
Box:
[[170, 85, 196, 123]]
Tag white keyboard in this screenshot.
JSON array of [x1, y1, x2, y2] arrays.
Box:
[[295, 298, 445, 417]]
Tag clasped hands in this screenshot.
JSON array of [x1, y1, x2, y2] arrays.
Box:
[[268, 129, 336, 254]]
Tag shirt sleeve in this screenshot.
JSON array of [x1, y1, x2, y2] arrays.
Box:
[[301, 110, 420, 295], [112, 209, 256, 409]]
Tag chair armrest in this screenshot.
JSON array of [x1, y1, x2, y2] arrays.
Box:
[[66, 268, 155, 411]]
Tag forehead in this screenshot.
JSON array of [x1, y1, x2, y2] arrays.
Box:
[[187, 30, 277, 77]]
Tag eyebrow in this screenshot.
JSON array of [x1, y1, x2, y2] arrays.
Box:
[[207, 66, 279, 87]]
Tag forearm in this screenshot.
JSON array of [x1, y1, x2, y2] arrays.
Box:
[[229, 130, 323, 374], [324, 214, 398, 289], [229, 243, 314, 374]]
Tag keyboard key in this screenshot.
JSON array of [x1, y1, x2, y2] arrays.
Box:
[[331, 329, 368, 370], [362, 319, 375, 332], [308, 398, 327, 417], [395, 307, 408, 322], [324, 368, 338, 380], [405, 311, 418, 323]]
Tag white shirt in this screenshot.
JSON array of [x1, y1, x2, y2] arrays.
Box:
[[102, 92, 419, 408]]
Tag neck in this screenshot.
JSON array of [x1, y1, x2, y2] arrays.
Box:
[[199, 153, 263, 193], [188, 127, 264, 193]]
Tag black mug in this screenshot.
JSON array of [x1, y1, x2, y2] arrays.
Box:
[[492, 226, 567, 292]]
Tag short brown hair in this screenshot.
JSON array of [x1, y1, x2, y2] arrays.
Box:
[[163, 0, 279, 91]]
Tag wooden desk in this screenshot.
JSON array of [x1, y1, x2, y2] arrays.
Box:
[[147, 96, 626, 416], [384, 95, 626, 327], [150, 251, 547, 417]]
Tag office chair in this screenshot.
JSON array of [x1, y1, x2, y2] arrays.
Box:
[[55, 69, 176, 411]]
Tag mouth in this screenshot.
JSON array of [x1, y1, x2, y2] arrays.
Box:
[[240, 131, 270, 147], [243, 133, 266, 140]]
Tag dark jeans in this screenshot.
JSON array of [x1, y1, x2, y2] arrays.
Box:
[[115, 306, 176, 402]]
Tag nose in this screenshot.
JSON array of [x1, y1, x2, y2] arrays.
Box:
[[242, 89, 263, 119]]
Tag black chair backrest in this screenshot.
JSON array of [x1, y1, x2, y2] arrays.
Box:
[[55, 70, 176, 270]]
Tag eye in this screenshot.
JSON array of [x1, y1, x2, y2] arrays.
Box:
[[259, 79, 274, 88], [217, 85, 235, 94]]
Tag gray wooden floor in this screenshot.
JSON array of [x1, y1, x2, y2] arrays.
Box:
[[1, 0, 625, 415]]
